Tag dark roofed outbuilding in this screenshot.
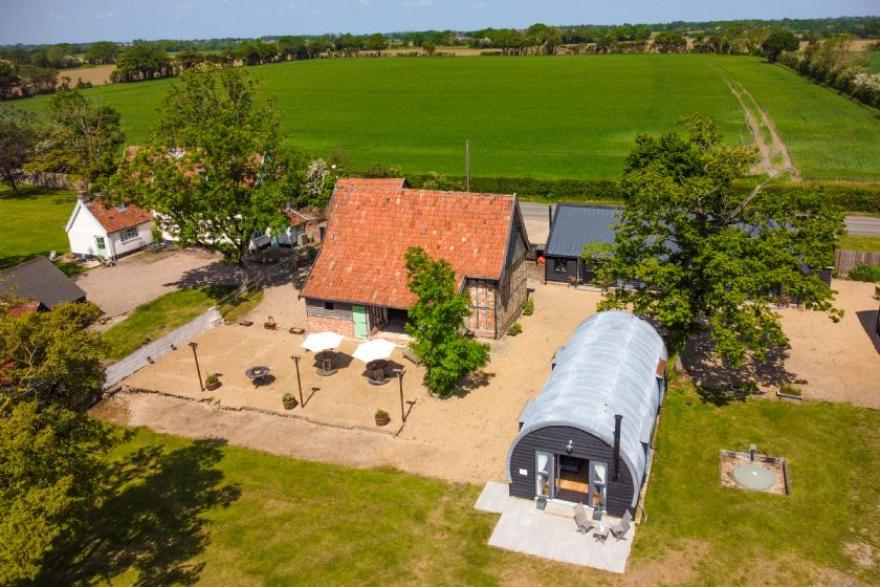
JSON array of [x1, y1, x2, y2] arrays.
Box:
[[0, 257, 86, 311], [544, 205, 619, 284]]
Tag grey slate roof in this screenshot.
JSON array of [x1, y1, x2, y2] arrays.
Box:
[[0, 257, 86, 310], [544, 204, 620, 258], [512, 311, 667, 497]]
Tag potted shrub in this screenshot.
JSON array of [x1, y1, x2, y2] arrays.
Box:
[[507, 322, 523, 336], [264, 316, 277, 330], [282, 393, 297, 410], [375, 409, 391, 427], [205, 373, 221, 391]]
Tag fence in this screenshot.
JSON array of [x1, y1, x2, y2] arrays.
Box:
[[104, 307, 223, 390], [835, 249, 880, 276], [21, 171, 79, 190]]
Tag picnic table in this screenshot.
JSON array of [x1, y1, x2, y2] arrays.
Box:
[[245, 366, 271, 387], [315, 351, 338, 376]]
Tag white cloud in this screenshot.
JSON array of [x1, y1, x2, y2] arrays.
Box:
[[403, 0, 432, 6]]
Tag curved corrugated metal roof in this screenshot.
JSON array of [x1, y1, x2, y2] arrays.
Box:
[[513, 311, 667, 494]]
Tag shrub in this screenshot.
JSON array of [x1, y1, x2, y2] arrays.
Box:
[[507, 322, 523, 336], [849, 263, 880, 282], [205, 373, 219, 385], [375, 409, 389, 419], [522, 298, 534, 316], [779, 383, 803, 397]]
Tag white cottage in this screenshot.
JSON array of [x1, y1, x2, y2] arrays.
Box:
[[66, 197, 154, 260]]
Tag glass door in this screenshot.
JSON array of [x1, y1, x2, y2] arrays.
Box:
[[535, 450, 555, 499], [589, 461, 608, 512]]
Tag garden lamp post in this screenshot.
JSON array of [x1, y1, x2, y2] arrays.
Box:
[[291, 354, 304, 407], [189, 342, 203, 391], [394, 367, 407, 423]]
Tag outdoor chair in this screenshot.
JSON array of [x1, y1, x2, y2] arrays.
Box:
[[610, 510, 632, 540], [574, 504, 595, 534]]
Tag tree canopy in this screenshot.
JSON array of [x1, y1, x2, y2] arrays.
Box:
[[596, 116, 843, 367], [404, 247, 489, 397], [762, 30, 800, 62], [0, 106, 39, 192], [114, 66, 295, 269]]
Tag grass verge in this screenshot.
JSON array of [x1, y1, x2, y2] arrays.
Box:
[[839, 234, 880, 252], [101, 286, 263, 360]]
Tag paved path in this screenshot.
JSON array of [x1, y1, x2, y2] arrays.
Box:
[[520, 202, 880, 244]]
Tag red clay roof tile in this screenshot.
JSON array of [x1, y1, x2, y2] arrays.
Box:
[[86, 199, 152, 234], [301, 178, 516, 309]]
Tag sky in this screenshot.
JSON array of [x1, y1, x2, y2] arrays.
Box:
[[1, 0, 878, 45]]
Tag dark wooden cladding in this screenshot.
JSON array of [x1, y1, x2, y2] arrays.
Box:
[[305, 299, 353, 320], [544, 256, 578, 283], [508, 425, 637, 517]]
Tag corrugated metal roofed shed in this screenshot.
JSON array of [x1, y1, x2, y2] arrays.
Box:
[[544, 205, 620, 258], [517, 311, 666, 490]]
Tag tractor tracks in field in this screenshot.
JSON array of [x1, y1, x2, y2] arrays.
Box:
[[724, 79, 800, 181]]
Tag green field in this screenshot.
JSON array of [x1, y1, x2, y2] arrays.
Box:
[[16, 55, 880, 181], [0, 186, 76, 269], [40, 378, 879, 584]]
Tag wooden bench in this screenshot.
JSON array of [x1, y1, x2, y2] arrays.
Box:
[[403, 349, 423, 366]]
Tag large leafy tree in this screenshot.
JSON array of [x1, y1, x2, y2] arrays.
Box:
[[0, 299, 112, 583], [36, 89, 124, 191], [0, 300, 106, 411], [404, 247, 489, 397], [598, 117, 843, 367], [115, 66, 294, 273], [762, 29, 799, 62], [0, 106, 39, 193]]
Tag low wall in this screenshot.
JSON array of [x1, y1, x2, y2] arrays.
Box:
[[21, 171, 79, 190], [835, 249, 880, 276], [104, 307, 224, 390]]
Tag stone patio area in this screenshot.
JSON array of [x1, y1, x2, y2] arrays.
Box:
[[475, 481, 634, 573]]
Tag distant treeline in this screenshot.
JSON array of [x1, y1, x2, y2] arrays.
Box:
[[2, 15, 879, 100]]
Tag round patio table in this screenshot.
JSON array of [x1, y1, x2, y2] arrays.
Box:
[[245, 366, 271, 387], [315, 351, 337, 376], [366, 360, 389, 385]]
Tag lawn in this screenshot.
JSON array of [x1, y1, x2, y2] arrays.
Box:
[[0, 186, 76, 269], [102, 286, 263, 360], [839, 233, 880, 252], [867, 50, 880, 73], [49, 379, 880, 584], [15, 55, 880, 181]]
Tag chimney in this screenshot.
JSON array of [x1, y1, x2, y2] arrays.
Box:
[[612, 414, 623, 481]]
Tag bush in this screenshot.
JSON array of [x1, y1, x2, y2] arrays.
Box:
[[507, 322, 523, 336], [205, 373, 219, 385], [375, 409, 389, 418], [849, 263, 880, 282], [522, 298, 534, 316], [779, 383, 803, 397]]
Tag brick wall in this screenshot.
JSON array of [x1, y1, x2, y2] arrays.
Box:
[[307, 313, 355, 337]]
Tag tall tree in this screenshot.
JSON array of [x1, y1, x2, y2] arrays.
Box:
[[762, 30, 799, 62], [0, 301, 105, 411], [0, 60, 19, 99], [36, 90, 124, 191], [404, 247, 489, 397], [0, 106, 39, 193], [598, 117, 843, 367], [366, 33, 387, 56], [115, 66, 293, 273], [84, 41, 120, 65]]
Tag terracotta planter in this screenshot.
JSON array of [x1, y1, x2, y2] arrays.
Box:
[[206, 380, 221, 391], [375, 412, 391, 427], [264, 322, 277, 330], [283, 396, 297, 410]]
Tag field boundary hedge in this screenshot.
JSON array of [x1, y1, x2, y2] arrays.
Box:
[[401, 174, 880, 213]]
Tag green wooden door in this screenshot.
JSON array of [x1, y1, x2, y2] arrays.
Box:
[[352, 305, 369, 339]]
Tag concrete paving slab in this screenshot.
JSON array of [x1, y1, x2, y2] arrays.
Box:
[[474, 481, 510, 513], [478, 486, 634, 574]]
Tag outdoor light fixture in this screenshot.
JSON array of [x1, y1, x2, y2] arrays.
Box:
[[566, 439, 574, 454], [291, 355, 304, 408], [189, 342, 203, 391]]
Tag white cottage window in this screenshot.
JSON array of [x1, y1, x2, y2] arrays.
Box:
[[119, 227, 138, 242]]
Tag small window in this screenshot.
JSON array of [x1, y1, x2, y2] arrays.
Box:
[[324, 302, 334, 311], [553, 259, 568, 273], [119, 227, 138, 242], [95, 237, 106, 250]]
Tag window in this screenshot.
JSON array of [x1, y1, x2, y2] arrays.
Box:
[[119, 227, 138, 242], [324, 302, 335, 311], [95, 237, 106, 251], [553, 259, 568, 273]]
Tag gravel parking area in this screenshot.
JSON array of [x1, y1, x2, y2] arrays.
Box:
[[76, 248, 229, 318]]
